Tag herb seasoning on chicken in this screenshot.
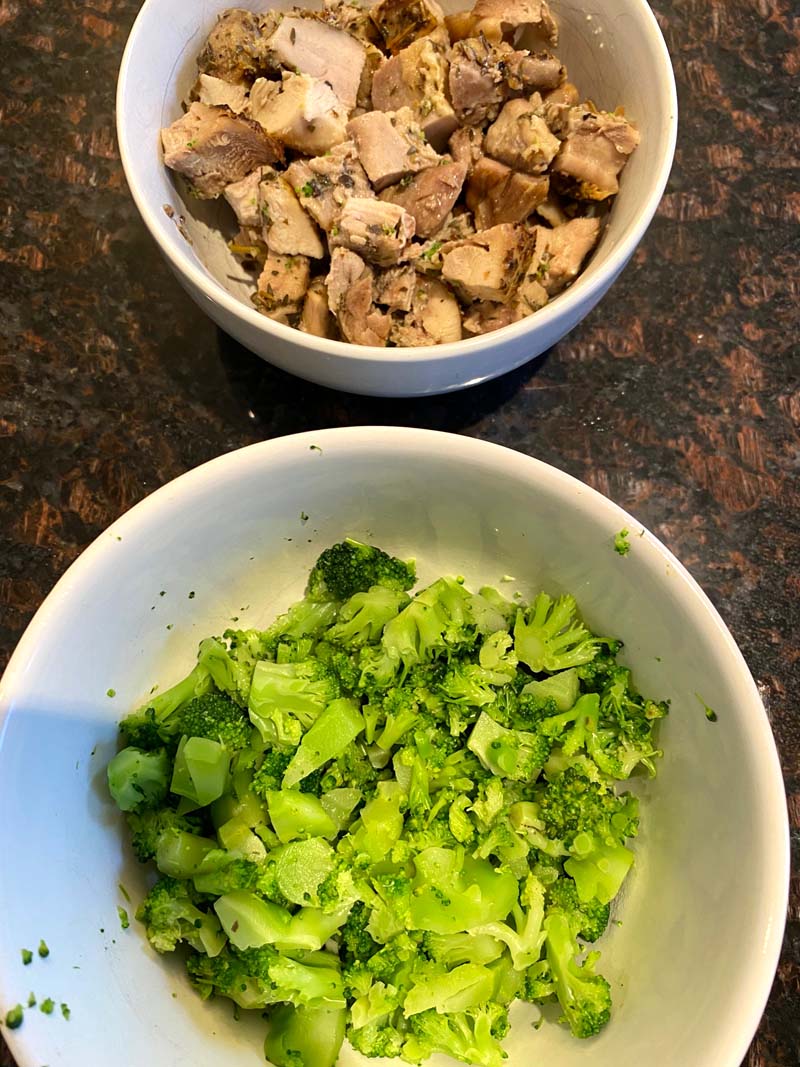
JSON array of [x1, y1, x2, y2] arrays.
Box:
[[161, 0, 639, 345]]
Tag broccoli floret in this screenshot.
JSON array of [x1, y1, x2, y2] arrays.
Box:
[[439, 661, 503, 708], [381, 577, 478, 672], [339, 902, 379, 964], [543, 910, 611, 1038], [193, 855, 261, 895], [421, 931, 504, 967], [125, 806, 205, 862], [177, 692, 252, 752], [263, 598, 340, 655], [307, 539, 416, 603], [119, 663, 212, 747], [136, 876, 225, 956], [546, 878, 610, 943], [467, 712, 550, 782], [469, 875, 545, 970], [538, 767, 639, 846], [348, 1017, 406, 1059], [197, 637, 254, 706], [404, 1006, 509, 1067], [514, 593, 600, 673], [520, 959, 555, 1002], [107, 746, 170, 812], [248, 659, 341, 745], [327, 586, 411, 648], [251, 748, 295, 799]]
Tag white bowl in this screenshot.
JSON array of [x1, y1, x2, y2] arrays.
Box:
[[116, 0, 677, 397], [0, 428, 788, 1067]]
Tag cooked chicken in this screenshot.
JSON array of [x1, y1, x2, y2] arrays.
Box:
[[254, 251, 311, 320], [441, 222, 534, 302], [465, 157, 548, 227], [161, 102, 284, 198], [299, 277, 336, 337], [197, 8, 277, 84], [551, 107, 640, 200], [224, 167, 264, 227], [358, 43, 387, 111], [471, 0, 558, 44], [484, 98, 561, 175], [249, 74, 348, 155], [543, 80, 580, 106], [322, 0, 383, 44], [448, 37, 508, 125], [529, 216, 601, 294], [326, 247, 391, 345], [516, 268, 549, 311], [196, 73, 249, 114], [371, 38, 457, 149], [462, 267, 547, 332], [259, 169, 325, 258], [287, 142, 374, 233], [347, 107, 440, 190], [370, 0, 446, 54], [402, 209, 476, 271], [329, 197, 416, 265], [448, 126, 484, 173], [375, 264, 417, 310], [510, 52, 564, 92], [535, 193, 570, 227], [268, 16, 366, 111], [390, 276, 462, 344], [380, 160, 467, 238]]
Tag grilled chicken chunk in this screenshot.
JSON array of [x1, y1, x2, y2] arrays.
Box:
[[249, 73, 348, 155], [371, 37, 457, 149], [465, 157, 548, 227], [287, 142, 374, 232], [530, 216, 601, 294], [254, 251, 311, 321], [390, 276, 462, 344], [375, 264, 417, 310], [448, 126, 484, 173], [484, 97, 561, 174], [330, 197, 416, 266], [380, 160, 467, 238], [441, 222, 534, 302], [370, 0, 446, 54], [268, 16, 366, 110], [326, 247, 391, 344], [551, 106, 640, 200], [347, 106, 440, 190], [259, 168, 325, 258], [161, 102, 284, 198], [471, 0, 558, 43], [223, 168, 264, 227], [197, 8, 278, 84], [299, 277, 336, 337], [195, 73, 249, 114]]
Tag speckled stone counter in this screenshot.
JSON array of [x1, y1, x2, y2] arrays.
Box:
[[1, 0, 798, 1063]]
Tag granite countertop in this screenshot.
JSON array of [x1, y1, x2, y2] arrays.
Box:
[[0, 0, 798, 1063]]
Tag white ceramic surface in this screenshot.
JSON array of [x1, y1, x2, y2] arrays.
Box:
[[0, 428, 788, 1067], [116, 0, 677, 396]]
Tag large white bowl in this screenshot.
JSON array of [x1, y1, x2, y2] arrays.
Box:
[[116, 0, 677, 396], [0, 428, 788, 1067]]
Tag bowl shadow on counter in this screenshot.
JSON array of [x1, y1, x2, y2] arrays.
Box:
[[214, 327, 550, 433]]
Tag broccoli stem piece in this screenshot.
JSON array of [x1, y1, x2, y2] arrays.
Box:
[[282, 698, 365, 789], [107, 747, 170, 812], [544, 910, 612, 1038], [265, 1002, 346, 1067]]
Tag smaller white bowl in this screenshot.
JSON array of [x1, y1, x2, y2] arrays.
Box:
[[116, 0, 677, 396]]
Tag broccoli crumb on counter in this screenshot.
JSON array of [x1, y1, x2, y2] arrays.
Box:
[[106, 538, 670, 1067], [4, 1005, 23, 1029], [37, 940, 49, 959], [21, 948, 33, 965], [613, 529, 630, 556], [39, 998, 55, 1015]]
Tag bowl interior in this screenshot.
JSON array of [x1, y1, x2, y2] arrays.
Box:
[[0, 429, 786, 1067], [117, 0, 676, 344]]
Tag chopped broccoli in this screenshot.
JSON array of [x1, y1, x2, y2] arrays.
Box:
[[177, 692, 252, 752], [613, 529, 630, 556], [544, 909, 612, 1038], [307, 539, 416, 602], [136, 876, 225, 956], [107, 746, 170, 812], [404, 1005, 509, 1067], [546, 878, 610, 943], [514, 593, 600, 673], [125, 806, 205, 862], [327, 586, 411, 648], [248, 660, 341, 745], [4, 1004, 23, 1029]]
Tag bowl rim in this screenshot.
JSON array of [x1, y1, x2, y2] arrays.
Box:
[[0, 427, 788, 1067], [115, 0, 678, 362]]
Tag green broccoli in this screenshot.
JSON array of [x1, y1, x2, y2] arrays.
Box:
[[339, 902, 379, 964], [178, 692, 252, 752], [307, 539, 416, 602], [543, 910, 612, 1038], [119, 663, 212, 747], [248, 660, 341, 745], [327, 586, 411, 648], [404, 1005, 509, 1067], [546, 878, 610, 943], [266, 1002, 346, 1067], [107, 746, 170, 812], [126, 806, 205, 862], [514, 593, 600, 673], [136, 876, 226, 956]]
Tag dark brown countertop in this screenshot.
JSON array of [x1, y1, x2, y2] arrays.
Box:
[[1, 0, 798, 1064]]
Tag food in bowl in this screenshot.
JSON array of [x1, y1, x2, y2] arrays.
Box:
[[160, 0, 640, 346], [107, 538, 667, 1067]]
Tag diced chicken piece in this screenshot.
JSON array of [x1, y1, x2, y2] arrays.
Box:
[[465, 157, 548, 228], [268, 16, 366, 111], [516, 270, 549, 312], [259, 169, 325, 258], [380, 161, 467, 238], [299, 277, 337, 337], [286, 142, 374, 232], [196, 74, 249, 114], [330, 197, 416, 266], [529, 217, 601, 295], [551, 107, 640, 200], [347, 107, 440, 191], [441, 222, 534, 302], [462, 300, 519, 333], [161, 102, 284, 199], [322, 0, 383, 44], [326, 247, 391, 345], [444, 10, 480, 42], [370, 0, 445, 54], [448, 38, 507, 125], [471, 0, 558, 44], [507, 51, 564, 92], [197, 8, 278, 84], [254, 251, 311, 321], [371, 38, 457, 149], [375, 264, 417, 310], [358, 43, 386, 111], [448, 126, 484, 173], [484, 98, 561, 175], [224, 167, 264, 227], [390, 277, 462, 345], [535, 193, 570, 227], [543, 80, 580, 107], [249, 74, 348, 155]]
